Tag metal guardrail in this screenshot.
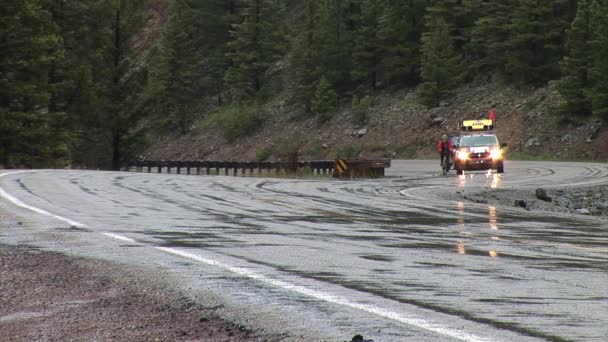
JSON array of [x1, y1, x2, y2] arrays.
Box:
[[125, 160, 335, 176], [124, 159, 391, 179], [334, 158, 391, 178]]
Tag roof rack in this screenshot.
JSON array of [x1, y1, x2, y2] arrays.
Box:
[[460, 119, 494, 132]]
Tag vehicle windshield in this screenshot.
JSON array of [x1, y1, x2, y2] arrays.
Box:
[[459, 135, 498, 147]]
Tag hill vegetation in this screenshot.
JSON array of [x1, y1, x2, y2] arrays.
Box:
[[1, 0, 607, 169]]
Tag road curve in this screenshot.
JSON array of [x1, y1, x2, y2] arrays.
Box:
[[1, 160, 607, 341]]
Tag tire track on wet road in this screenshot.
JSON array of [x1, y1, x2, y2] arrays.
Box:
[[1, 161, 607, 341], [0, 171, 498, 342]]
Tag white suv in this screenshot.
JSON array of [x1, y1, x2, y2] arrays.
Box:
[[454, 133, 506, 175]]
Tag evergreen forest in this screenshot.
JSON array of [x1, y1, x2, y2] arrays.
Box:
[[1, 0, 607, 169]]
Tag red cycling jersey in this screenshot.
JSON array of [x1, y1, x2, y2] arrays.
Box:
[[436, 140, 453, 153]]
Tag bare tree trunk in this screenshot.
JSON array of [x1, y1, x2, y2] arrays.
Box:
[[111, 5, 122, 171], [112, 130, 121, 171]]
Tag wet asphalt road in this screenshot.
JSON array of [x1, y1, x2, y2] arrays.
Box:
[[1, 160, 607, 341]]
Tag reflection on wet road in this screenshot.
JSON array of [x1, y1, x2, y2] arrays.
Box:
[[1, 160, 607, 341]]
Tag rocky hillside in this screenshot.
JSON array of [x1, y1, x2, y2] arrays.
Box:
[[144, 81, 607, 163]]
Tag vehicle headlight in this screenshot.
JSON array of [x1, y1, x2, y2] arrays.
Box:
[[490, 149, 502, 159], [457, 150, 469, 160]]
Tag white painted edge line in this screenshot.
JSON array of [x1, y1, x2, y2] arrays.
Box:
[[155, 246, 493, 342], [0, 171, 86, 228], [101, 232, 137, 244], [0, 171, 492, 342]]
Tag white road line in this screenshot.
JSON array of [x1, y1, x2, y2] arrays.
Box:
[[100, 232, 137, 244], [155, 246, 492, 342], [0, 170, 492, 342], [0, 171, 86, 228]]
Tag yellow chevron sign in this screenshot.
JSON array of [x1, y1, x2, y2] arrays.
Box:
[[335, 159, 347, 175]]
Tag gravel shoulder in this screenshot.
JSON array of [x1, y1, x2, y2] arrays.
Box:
[[0, 244, 274, 342], [446, 184, 608, 217]]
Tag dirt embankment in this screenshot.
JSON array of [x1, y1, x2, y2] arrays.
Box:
[[145, 82, 607, 163], [0, 245, 271, 342]]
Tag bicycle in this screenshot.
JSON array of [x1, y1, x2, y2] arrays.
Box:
[[440, 150, 452, 175]]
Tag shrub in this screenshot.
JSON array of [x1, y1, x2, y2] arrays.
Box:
[[352, 95, 373, 125], [336, 145, 363, 158], [256, 147, 271, 161], [216, 104, 264, 143], [276, 140, 300, 161], [311, 77, 338, 122]]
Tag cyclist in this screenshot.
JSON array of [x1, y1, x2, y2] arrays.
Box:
[[436, 134, 454, 171]]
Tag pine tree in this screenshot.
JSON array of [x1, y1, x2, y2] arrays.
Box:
[[504, 0, 570, 85], [420, 0, 481, 83], [44, 0, 112, 167], [417, 17, 463, 108], [0, 0, 68, 167], [101, 0, 148, 170], [311, 77, 338, 122], [224, 0, 285, 101], [159, 0, 204, 134], [312, 0, 356, 91], [191, 0, 234, 105], [289, 0, 318, 114], [351, 0, 383, 91], [425, 0, 482, 55], [469, 0, 515, 75], [145, 0, 235, 128], [556, 0, 595, 118], [377, 0, 426, 85], [589, 0, 608, 120]]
